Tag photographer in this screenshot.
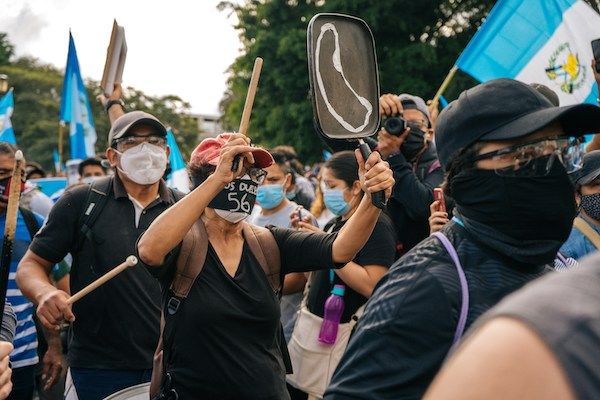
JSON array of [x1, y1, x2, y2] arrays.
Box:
[[377, 93, 445, 254]]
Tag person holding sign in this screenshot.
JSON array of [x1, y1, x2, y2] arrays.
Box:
[[137, 133, 394, 399], [16, 108, 183, 399]]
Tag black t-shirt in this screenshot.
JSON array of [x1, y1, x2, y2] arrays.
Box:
[[477, 253, 600, 400], [29, 176, 178, 370], [307, 214, 397, 322], [150, 226, 337, 399]]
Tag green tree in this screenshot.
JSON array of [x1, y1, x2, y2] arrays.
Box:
[[218, 0, 498, 163], [0, 33, 14, 65], [0, 36, 199, 171], [219, 0, 600, 162]]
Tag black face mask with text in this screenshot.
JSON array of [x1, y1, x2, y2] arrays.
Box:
[[208, 177, 258, 223]]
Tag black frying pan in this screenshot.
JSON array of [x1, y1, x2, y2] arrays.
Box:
[[307, 13, 385, 208]]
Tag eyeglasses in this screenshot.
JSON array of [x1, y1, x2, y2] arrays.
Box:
[[246, 167, 267, 185], [114, 135, 166, 149], [471, 136, 583, 176]]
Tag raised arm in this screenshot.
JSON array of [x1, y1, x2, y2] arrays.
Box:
[[138, 133, 257, 266], [97, 83, 126, 124], [332, 150, 394, 263]]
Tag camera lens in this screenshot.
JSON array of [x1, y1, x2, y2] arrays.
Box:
[[384, 117, 405, 136]]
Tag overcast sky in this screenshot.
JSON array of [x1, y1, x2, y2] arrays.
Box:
[[0, 0, 242, 115]]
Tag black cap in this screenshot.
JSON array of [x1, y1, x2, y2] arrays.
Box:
[[571, 150, 600, 186], [108, 111, 167, 145], [435, 78, 600, 170], [530, 83, 559, 106]]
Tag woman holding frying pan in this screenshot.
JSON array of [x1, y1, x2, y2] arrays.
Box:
[[137, 133, 394, 399]]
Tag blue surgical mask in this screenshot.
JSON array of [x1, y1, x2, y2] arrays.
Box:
[[324, 188, 350, 216], [257, 184, 285, 210], [286, 189, 296, 200]]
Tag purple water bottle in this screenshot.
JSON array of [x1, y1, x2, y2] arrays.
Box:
[[319, 284, 346, 344]]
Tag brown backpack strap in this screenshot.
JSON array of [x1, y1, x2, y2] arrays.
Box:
[[150, 218, 209, 397], [242, 222, 282, 294], [149, 312, 166, 398], [170, 218, 209, 299], [573, 217, 600, 250]]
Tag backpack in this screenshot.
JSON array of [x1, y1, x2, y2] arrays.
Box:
[[74, 177, 184, 252], [149, 218, 286, 399]]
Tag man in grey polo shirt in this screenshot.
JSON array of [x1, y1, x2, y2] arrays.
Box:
[[16, 92, 181, 399]]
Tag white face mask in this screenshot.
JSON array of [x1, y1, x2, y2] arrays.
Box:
[[214, 209, 250, 224], [116, 142, 167, 185]]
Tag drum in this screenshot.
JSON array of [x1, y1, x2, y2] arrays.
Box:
[[103, 383, 150, 400]]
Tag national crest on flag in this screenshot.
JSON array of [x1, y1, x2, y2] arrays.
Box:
[[456, 0, 600, 106]]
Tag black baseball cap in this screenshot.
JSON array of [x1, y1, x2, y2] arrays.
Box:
[[435, 78, 600, 170], [108, 111, 167, 145], [571, 150, 600, 186]]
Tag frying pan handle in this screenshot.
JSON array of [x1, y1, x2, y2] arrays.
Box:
[[358, 141, 386, 210], [231, 156, 241, 172]]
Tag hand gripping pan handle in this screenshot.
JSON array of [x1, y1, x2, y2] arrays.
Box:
[[307, 13, 385, 209]]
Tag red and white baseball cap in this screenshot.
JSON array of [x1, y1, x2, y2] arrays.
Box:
[[190, 133, 273, 169]]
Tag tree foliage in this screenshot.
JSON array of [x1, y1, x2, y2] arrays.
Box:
[[219, 0, 600, 162], [0, 33, 14, 66], [0, 34, 199, 172]]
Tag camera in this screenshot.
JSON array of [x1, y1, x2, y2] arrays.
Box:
[[382, 116, 406, 136]]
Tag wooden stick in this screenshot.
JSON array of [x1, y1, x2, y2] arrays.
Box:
[[0, 150, 25, 327], [239, 57, 264, 135], [431, 65, 458, 110], [231, 57, 264, 171], [67, 255, 138, 305]]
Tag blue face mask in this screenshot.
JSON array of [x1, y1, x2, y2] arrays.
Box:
[[286, 190, 296, 200], [257, 184, 285, 210], [324, 188, 350, 216]]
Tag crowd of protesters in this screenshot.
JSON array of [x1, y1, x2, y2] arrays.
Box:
[[0, 53, 596, 400]]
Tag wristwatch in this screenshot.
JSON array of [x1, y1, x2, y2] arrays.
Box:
[[105, 99, 125, 114]]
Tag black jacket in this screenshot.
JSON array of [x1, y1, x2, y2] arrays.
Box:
[[324, 222, 552, 400], [386, 144, 444, 255]]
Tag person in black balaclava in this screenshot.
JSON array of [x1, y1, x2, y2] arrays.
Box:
[[376, 93, 445, 256], [324, 78, 600, 400]]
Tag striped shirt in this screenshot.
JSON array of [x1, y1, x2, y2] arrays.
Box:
[[2, 211, 43, 369]]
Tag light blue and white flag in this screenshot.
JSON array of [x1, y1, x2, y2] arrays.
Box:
[[456, 0, 600, 106], [166, 129, 190, 193], [0, 88, 16, 144], [60, 32, 97, 159]]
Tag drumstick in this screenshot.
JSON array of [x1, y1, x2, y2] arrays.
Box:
[[231, 57, 263, 171], [0, 150, 24, 328], [67, 255, 138, 305]]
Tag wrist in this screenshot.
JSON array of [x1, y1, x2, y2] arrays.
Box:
[[34, 284, 59, 305], [105, 99, 125, 114], [204, 174, 228, 191]]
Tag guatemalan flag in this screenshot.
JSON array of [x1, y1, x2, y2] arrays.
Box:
[[457, 0, 600, 106], [0, 88, 16, 144], [60, 32, 97, 159], [166, 129, 190, 193]]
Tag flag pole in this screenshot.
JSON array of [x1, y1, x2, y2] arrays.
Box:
[[431, 65, 458, 110], [57, 121, 65, 175]]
